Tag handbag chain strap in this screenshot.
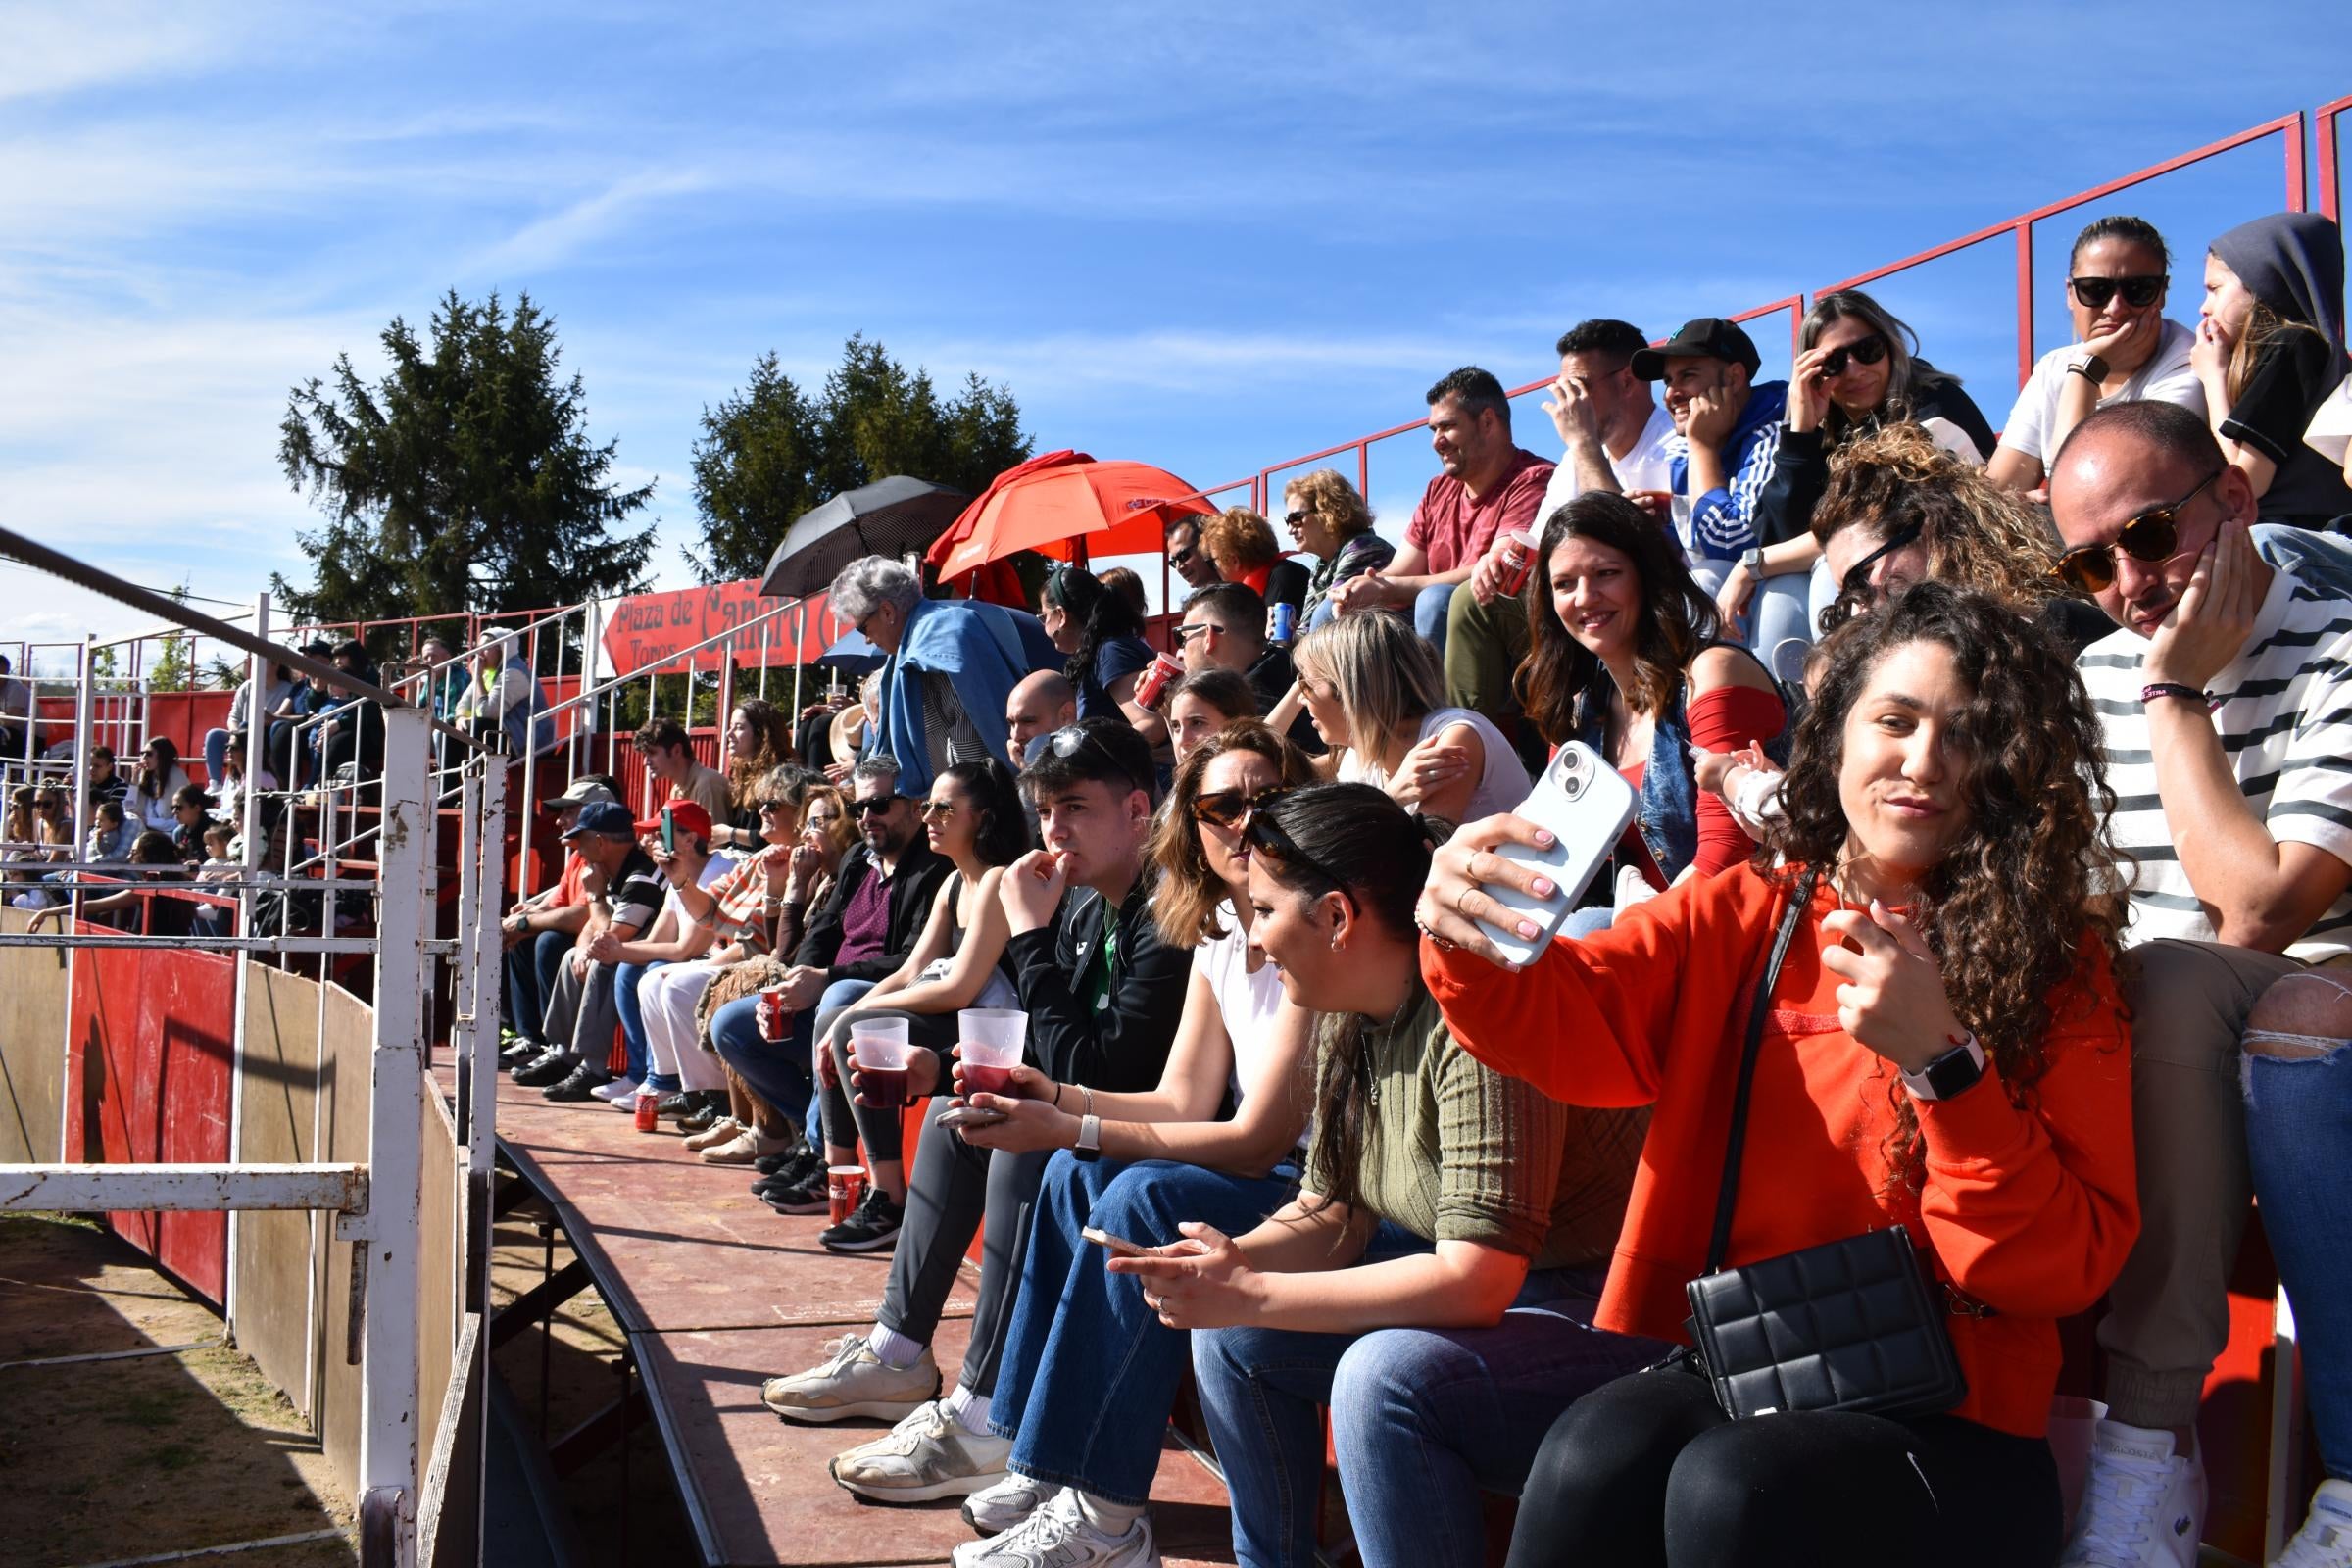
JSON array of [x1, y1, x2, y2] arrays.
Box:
[[1701, 870, 1817, 1277]]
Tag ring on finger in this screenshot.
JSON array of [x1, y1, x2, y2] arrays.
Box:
[[1454, 885, 1477, 917]]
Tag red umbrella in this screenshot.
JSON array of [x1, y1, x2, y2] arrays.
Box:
[[927, 453, 1216, 578]]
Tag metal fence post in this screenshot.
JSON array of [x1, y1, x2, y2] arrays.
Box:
[[357, 703, 429, 1567]]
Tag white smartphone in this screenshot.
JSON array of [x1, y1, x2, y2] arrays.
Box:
[[1080, 1225, 1147, 1258], [1473, 741, 1638, 970]]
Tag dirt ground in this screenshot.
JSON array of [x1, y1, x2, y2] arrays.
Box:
[[0, 1212, 356, 1568]]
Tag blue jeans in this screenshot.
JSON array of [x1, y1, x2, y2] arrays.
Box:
[[503, 929, 569, 1046], [1412, 583, 1455, 657], [1192, 1224, 1666, 1568], [614, 960, 667, 1087], [710, 978, 875, 1137], [992, 1153, 1298, 1505], [2245, 1035, 2352, 1478]]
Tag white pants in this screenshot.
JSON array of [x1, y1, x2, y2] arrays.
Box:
[[639, 960, 730, 1092]]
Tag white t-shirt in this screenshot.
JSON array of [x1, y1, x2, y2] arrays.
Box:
[[2305, 370, 2352, 466], [1997, 319, 2207, 465], [1339, 707, 1533, 823], [1193, 905, 1290, 1104], [2079, 534, 2352, 961], [1531, 403, 1679, 537]]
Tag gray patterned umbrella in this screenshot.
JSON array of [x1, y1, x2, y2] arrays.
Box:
[[758, 475, 972, 599]]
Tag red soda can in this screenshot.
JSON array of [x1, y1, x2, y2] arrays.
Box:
[[1134, 652, 1183, 711], [827, 1164, 866, 1226], [1494, 529, 1538, 597], [758, 983, 789, 1041], [634, 1088, 660, 1133]]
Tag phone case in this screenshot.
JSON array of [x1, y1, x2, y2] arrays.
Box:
[[1474, 741, 1638, 971]]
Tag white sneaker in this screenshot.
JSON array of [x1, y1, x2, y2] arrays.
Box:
[[953, 1487, 1158, 1567], [962, 1470, 1062, 1536], [2275, 1478, 2352, 1568], [590, 1076, 639, 1103], [2059, 1419, 2206, 1567], [760, 1332, 939, 1424], [829, 1398, 1012, 1503]]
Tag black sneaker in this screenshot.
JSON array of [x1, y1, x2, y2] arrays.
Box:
[[751, 1146, 822, 1200], [500, 1039, 544, 1067], [761, 1157, 833, 1215], [543, 1062, 612, 1102], [752, 1151, 797, 1176], [675, 1093, 728, 1134], [513, 1050, 581, 1087], [818, 1189, 904, 1253]]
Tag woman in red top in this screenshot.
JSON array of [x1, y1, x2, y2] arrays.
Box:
[[1518, 490, 1784, 935], [1419, 582, 2136, 1568]]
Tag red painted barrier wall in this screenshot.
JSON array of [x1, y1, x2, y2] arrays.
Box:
[[62, 908, 235, 1305]]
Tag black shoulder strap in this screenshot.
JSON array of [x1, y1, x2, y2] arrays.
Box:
[[1702, 872, 1815, 1276]]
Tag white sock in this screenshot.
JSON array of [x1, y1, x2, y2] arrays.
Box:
[[1075, 1490, 1144, 1532], [865, 1321, 923, 1370], [942, 1383, 993, 1435]]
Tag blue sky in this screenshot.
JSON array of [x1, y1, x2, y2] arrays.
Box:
[[3, 3, 2348, 667]]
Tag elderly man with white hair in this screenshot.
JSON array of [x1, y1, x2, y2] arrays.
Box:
[[826, 557, 1057, 799], [454, 624, 555, 759]]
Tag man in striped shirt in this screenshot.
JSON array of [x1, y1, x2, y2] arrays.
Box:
[[2051, 398, 2352, 1566]]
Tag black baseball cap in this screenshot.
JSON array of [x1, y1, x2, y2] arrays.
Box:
[[1630, 318, 1763, 380]]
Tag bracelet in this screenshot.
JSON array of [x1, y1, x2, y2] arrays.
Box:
[[1053, 1081, 1066, 1110], [1081, 1085, 1094, 1118], [2140, 681, 2212, 709]]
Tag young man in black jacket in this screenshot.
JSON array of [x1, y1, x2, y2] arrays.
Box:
[[760, 719, 1191, 1506], [711, 755, 948, 1183]]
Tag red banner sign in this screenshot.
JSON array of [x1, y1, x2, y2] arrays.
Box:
[[598, 580, 843, 677]]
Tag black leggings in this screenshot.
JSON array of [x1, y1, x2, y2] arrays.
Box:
[[818, 1009, 957, 1161], [1503, 1365, 2062, 1568]]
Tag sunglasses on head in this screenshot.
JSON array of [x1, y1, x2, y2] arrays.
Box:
[[2068, 274, 2167, 311], [2049, 468, 2224, 594], [1818, 333, 1888, 379], [1242, 808, 1346, 889], [1191, 786, 1290, 831]]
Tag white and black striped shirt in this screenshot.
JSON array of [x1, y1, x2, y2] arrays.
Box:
[[2079, 529, 2352, 961]]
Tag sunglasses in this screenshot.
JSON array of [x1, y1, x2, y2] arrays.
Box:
[[756, 799, 792, 814], [1174, 622, 1213, 642], [1167, 544, 1200, 568], [1818, 333, 1888, 379], [1817, 520, 1930, 634], [853, 796, 907, 818], [1242, 808, 1346, 890], [1045, 723, 1138, 788], [2049, 468, 2223, 594], [2068, 274, 2167, 311], [1283, 510, 1313, 527], [1191, 786, 1291, 831], [917, 800, 957, 820]]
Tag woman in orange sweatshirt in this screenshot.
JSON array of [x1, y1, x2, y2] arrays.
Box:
[[1418, 581, 2138, 1568]]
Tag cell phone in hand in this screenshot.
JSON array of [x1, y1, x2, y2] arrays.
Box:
[[660, 808, 676, 855], [1476, 741, 1638, 971], [935, 1104, 1007, 1132], [1081, 1225, 1147, 1258]]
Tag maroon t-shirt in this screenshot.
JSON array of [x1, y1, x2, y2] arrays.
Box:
[[831, 864, 894, 970], [1403, 448, 1556, 574]]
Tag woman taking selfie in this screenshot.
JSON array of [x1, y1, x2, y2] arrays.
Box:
[[1519, 491, 1783, 932], [1116, 784, 1655, 1568], [1987, 215, 2204, 493], [947, 721, 1317, 1564], [1419, 583, 2136, 1567]]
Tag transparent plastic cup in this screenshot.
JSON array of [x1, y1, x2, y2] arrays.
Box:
[[956, 1008, 1028, 1099], [850, 1024, 918, 1108]]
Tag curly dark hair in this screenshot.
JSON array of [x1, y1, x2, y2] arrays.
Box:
[[1764, 581, 2125, 1192], [1516, 490, 1722, 743]]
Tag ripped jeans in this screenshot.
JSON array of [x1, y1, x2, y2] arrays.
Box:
[[2098, 939, 2352, 1479]]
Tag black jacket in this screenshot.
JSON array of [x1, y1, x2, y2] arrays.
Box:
[[796, 838, 952, 984], [1754, 363, 1997, 548], [1001, 868, 1190, 1093]]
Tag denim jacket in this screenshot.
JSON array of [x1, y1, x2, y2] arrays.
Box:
[[1573, 647, 1764, 887]]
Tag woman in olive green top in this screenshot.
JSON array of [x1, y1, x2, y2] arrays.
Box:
[[1114, 783, 1657, 1568]]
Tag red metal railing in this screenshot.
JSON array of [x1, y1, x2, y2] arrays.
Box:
[[2320, 93, 2349, 223]]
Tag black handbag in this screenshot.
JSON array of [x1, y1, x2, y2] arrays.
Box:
[[1676, 877, 1970, 1422]]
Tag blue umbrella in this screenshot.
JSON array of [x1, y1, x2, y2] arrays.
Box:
[[814, 629, 886, 676]]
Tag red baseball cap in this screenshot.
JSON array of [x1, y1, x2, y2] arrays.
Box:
[[635, 799, 713, 841]]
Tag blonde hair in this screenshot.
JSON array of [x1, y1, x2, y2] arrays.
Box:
[[1281, 468, 1375, 542], [1201, 507, 1282, 576], [1291, 612, 1446, 761], [1811, 423, 2062, 609]]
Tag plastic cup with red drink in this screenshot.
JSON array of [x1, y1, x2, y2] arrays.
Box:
[[826, 1164, 866, 1226], [956, 1007, 1028, 1100], [1494, 528, 1540, 597], [757, 983, 790, 1041], [1134, 653, 1184, 711], [850, 1021, 917, 1108]]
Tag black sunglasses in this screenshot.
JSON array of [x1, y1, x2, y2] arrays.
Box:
[[1283, 509, 1313, 527], [1191, 786, 1290, 831], [1818, 332, 1888, 379], [2068, 274, 2167, 311], [2049, 468, 2223, 594], [1817, 520, 1930, 634], [1167, 543, 1200, 568], [853, 796, 908, 818], [1242, 808, 1346, 890]]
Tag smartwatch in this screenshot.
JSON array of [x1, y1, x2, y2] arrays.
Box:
[[1739, 547, 1765, 574], [1073, 1114, 1103, 1162], [2067, 353, 2109, 383], [1901, 1031, 1987, 1102]]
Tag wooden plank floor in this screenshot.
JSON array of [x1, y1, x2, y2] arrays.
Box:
[[489, 1070, 1237, 1567]]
